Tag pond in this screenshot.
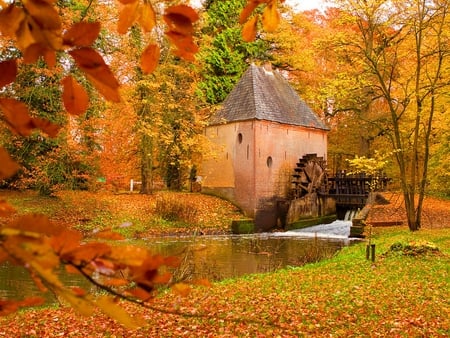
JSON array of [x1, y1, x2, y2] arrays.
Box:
[[0, 220, 357, 303]]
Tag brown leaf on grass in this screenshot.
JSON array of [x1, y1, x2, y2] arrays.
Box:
[[0, 59, 17, 88], [140, 43, 160, 74], [171, 282, 191, 297], [61, 75, 89, 116], [69, 47, 121, 102], [0, 98, 34, 136], [96, 295, 145, 329], [242, 15, 259, 42], [91, 229, 125, 240], [0, 147, 20, 180], [126, 287, 153, 302], [63, 22, 101, 47]]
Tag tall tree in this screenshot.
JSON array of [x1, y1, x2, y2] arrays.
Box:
[[197, 0, 271, 104], [331, 0, 450, 230]]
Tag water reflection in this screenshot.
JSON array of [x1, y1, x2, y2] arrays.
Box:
[[0, 221, 356, 303]]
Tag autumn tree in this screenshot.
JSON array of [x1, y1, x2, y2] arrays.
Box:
[[0, 0, 207, 323], [330, 0, 450, 230], [0, 0, 282, 324]]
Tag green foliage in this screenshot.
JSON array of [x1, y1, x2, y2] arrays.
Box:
[[197, 0, 271, 104]]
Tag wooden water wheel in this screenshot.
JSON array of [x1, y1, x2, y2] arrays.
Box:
[[291, 154, 329, 198]]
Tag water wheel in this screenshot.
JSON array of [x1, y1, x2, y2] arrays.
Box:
[[291, 154, 329, 198]]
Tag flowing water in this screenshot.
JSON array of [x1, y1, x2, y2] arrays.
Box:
[[0, 220, 357, 303]]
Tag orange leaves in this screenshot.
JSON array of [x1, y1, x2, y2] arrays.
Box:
[[0, 98, 61, 137], [1, 0, 62, 55], [163, 5, 199, 61], [0, 297, 45, 317], [0, 98, 34, 136], [117, 0, 140, 34], [0, 1, 121, 147], [0, 59, 17, 88], [95, 295, 145, 329], [0, 147, 20, 180], [0, 210, 194, 324], [262, 0, 280, 32], [61, 76, 90, 116], [164, 5, 199, 35], [69, 48, 121, 102], [139, 2, 157, 33], [240, 0, 281, 42], [63, 22, 101, 48], [140, 43, 160, 75], [242, 15, 259, 43], [116, 0, 200, 67]]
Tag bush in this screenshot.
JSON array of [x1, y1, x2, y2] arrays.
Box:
[[154, 193, 198, 224]]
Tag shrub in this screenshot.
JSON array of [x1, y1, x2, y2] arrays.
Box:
[[154, 193, 198, 224]]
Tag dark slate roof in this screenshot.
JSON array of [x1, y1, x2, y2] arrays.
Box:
[[210, 64, 329, 130]]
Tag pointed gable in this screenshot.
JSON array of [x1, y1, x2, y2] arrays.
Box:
[[210, 64, 328, 130]]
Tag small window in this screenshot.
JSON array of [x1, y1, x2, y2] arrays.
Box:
[[238, 133, 243, 144], [267, 156, 273, 168]]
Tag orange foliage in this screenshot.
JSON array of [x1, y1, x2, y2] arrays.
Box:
[[240, 0, 283, 41], [0, 0, 283, 325]]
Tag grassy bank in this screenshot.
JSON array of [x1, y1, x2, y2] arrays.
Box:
[[0, 190, 243, 237], [1, 226, 448, 337]]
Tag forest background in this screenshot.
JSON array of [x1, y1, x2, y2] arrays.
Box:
[[1, 0, 449, 204]]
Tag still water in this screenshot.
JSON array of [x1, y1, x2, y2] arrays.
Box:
[[0, 221, 356, 302]]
